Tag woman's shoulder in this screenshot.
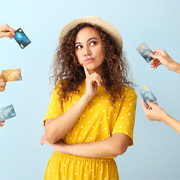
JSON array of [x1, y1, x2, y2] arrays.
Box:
[[122, 85, 137, 97]]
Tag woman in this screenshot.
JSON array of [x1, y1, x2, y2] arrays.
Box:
[[41, 16, 137, 180]]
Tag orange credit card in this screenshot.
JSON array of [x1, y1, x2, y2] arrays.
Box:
[[2, 69, 22, 82]]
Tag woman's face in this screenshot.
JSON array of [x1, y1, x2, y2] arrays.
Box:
[[75, 27, 105, 74]]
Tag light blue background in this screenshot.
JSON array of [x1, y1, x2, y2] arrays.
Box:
[[0, 0, 180, 179]]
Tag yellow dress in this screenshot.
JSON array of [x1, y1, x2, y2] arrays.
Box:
[[43, 81, 137, 180]]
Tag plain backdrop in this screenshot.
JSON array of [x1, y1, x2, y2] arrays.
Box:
[[0, 0, 180, 179]]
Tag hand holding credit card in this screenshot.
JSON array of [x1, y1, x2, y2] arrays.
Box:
[[139, 85, 157, 105], [2, 69, 22, 82], [136, 42, 153, 63], [13, 28, 31, 49]]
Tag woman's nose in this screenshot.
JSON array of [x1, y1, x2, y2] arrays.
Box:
[[84, 46, 91, 56]]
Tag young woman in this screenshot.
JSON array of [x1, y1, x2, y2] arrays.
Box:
[[41, 16, 137, 180]]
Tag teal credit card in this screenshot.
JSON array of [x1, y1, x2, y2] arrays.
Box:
[[0, 104, 16, 122], [139, 85, 157, 105]]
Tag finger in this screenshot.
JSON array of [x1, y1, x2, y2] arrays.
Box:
[[150, 53, 160, 59], [0, 124, 4, 127], [152, 49, 162, 54], [141, 99, 148, 111], [91, 73, 103, 84], [150, 59, 156, 65], [40, 140, 45, 145], [153, 101, 158, 106], [83, 65, 90, 77], [0, 121, 5, 123], [41, 133, 46, 138], [1, 32, 15, 38], [0, 88, 5, 92], [41, 134, 46, 140], [41, 136, 46, 141], [146, 100, 156, 108], [155, 62, 162, 68], [94, 76, 102, 86], [0, 81, 6, 86], [40, 137, 47, 145], [6, 25, 15, 32], [91, 76, 102, 86], [0, 74, 6, 81]]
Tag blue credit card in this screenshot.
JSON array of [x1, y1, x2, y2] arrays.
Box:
[[0, 104, 16, 122], [139, 85, 157, 105], [136, 42, 153, 63], [14, 28, 31, 49]]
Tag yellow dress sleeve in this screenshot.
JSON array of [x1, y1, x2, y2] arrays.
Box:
[[43, 86, 64, 125], [112, 87, 137, 146]]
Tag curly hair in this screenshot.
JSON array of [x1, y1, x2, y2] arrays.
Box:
[[50, 23, 134, 105]]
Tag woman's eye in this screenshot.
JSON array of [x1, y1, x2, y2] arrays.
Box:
[[90, 41, 97, 46], [76, 45, 82, 49]]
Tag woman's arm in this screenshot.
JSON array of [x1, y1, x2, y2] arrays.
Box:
[[141, 99, 180, 134], [45, 66, 103, 144], [41, 133, 130, 158], [163, 114, 180, 134], [45, 94, 91, 143]]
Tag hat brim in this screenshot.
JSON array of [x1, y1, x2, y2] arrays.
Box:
[[58, 16, 123, 51]]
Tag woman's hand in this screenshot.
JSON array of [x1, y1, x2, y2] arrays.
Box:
[[0, 121, 5, 127], [83, 66, 103, 100], [40, 134, 67, 153], [150, 49, 176, 70], [0, 24, 15, 39], [141, 99, 167, 122], [0, 74, 7, 92]]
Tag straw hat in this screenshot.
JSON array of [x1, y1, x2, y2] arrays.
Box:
[[58, 16, 123, 51]]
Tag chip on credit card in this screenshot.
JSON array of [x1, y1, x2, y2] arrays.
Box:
[[0, 104, 16, 122], [2, 68, 22, 82], [136, 42, 153, 63], [139, 85, 157, 105], [13, 28, 31, 49]]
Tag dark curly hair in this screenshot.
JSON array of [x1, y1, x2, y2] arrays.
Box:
[[50, 23, 134, 105]]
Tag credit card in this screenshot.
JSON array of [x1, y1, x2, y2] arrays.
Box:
[[2, 68, 22, 82], [14, 28, 31, 49], [0, 104, 16, 122], [139, 85, 157, 105], [136, 42, 153, 63]]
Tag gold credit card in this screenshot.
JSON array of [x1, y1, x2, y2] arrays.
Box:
[[2, 69, 22, 82]]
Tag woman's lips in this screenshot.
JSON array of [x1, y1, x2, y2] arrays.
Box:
[[84, 58, 94, 63]]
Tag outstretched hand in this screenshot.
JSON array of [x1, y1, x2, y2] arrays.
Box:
[[0, 24, 15, 39], [141, 99, 167, 122], [150, 49, 175, 70]]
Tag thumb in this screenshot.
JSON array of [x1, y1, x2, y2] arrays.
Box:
[[0, 32, 15, 38], [146, 100, 156, 108], [150, 53, 160, 59]]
